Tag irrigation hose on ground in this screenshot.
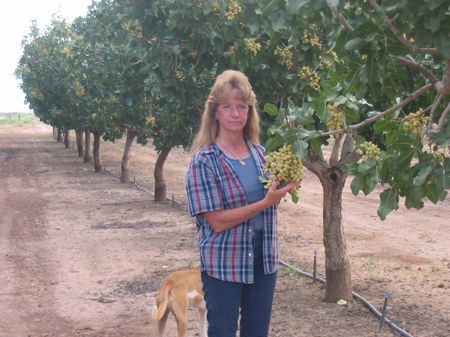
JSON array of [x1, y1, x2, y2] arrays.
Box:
[[279, 260, 415, 337], [102, 164, 414, 337]]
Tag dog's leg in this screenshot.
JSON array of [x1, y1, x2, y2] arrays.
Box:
[[198, 306, 207, 337], [156, 309, 169, 337], [171, 291, 189, 337]]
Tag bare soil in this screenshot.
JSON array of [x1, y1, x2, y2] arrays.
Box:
[[0, 122, 448, 337]]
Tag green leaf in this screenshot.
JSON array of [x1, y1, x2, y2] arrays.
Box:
[[435, 31, 450, 58], [325, 0, 339, 6], [292, 139, 309, 160], [296, 128, 321, 139], [357, 159, 377, 174], [289, 104, 315, 125], [378, 188, 399, 220], [309, 138, 322, 153], [264, 103, 280, 117], [271, 13, 289, 32], [285, 0, 310, 14], [262, 0, 283, 16], [425, 181, 446, 203], [397, 146, 416, 168], [423, 13, 441, 32], [350, 175, 364, 195], [265, 136, 284, 152], [362, 168, 380, 195], [414, 165, 433, 185], [404, 186, 425, 209], [344, 37, 364, 50], [290, 190, 299, 203]]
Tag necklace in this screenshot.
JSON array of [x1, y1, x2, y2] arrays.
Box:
[[220, 143, 248, 166]]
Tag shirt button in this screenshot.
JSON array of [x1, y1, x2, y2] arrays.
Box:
[[249, 253, 252, 257]]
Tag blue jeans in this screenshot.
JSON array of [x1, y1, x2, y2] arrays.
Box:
[[201, 232, 278, 337]]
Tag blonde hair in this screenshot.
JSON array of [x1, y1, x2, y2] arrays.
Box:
[[190, 70, 260, 155]]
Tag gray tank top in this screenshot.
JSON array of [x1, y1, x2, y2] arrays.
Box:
[[228, 155, 265, 232]]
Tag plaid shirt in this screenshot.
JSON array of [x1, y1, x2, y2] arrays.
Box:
[[186, 142, 278, 284]]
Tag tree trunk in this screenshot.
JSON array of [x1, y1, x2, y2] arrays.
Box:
[[321, 167, 352, 302], [56, 129, 63, 142], [75, 128, 84, 157], [63, 131, 70, 148], [120, 131, 137, 183], [154, 147, 171, 202], [84, 130, 92, 163], [93, 132, 103, 173]]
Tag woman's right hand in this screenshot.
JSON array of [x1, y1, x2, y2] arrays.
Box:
[[264, 179, 299, 207]]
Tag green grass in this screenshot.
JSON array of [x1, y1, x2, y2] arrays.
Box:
[[0, 112, 38, 127]]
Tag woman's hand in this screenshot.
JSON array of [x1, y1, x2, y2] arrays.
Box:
[[264, 179, 300, 207], [204, 179, 300, 233]]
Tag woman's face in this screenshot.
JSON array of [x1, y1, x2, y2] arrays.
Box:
[[215, 90, 249, 137]]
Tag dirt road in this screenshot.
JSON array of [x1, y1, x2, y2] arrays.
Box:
[[0, 123, 448, 337]]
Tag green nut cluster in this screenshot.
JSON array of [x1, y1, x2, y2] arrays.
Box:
[[326, 103, 345, 133], [402, 109, 429, 134], [274, 46, 293, 69], [356, 141, 381, 161], [301, 25, 321, 48], [299, 66, 320, 91], [224, 0, 242, 20], [265, 144, 304, 183], [264, 144, 304, 202], [244, 38, 262, 56]]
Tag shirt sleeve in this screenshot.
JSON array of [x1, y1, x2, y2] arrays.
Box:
[[186, 154, 224, 217]]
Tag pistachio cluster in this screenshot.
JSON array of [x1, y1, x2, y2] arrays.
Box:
[[356, 141, 381, 161], [299, 66, 320, 91], [263, 144, 304, 203], [146, 116, 156, 127], [301, 25, 321, 48], [326, 103, 345, 132], [224, 0, 242, 20], [402, 109, 429, 134], [274, 46, 293, 69], [244, 38, 262, 56]]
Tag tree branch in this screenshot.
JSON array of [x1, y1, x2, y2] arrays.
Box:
[[368, 0, 438, 55], [397, 57, 438, 83], [340, 132, 361, 165], [329, 135, 344, 166], [438, 101, 450, 132], [303, 150, 328, 176], [316, 83, 434, 138], [426, 94, 443, 132], [434, 60, 450, 95], [328, 5, 355, 32]]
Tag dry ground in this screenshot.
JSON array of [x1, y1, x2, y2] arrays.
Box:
[[0, 122, 448, 337]]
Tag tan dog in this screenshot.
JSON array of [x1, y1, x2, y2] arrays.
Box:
[[152, 267, 207, 337]]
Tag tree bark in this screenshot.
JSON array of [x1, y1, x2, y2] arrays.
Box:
[[63, 131, 70, 148], [320, 167, 352, 302], [93, 132, 103, 173], [84, 130, 92, 163], [120, 130, 137, 183], [56, 129, 63, 142], [154, 147, 171, 202], [75, 128, 84, 157]]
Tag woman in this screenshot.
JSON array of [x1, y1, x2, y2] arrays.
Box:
[[186, 70, 297, 337]]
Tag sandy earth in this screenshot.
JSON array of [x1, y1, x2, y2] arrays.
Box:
[[0, 122, 448, 337]]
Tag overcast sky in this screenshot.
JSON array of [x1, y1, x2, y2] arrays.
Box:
[[0, 0, 93, 112]]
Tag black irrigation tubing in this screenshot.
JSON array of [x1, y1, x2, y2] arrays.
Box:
[[96, 155, 416, 337], [103, 167, 186, 209], [279, 260, 415, 337]]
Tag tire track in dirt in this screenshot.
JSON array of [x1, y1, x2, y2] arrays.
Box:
[[0, 133, 75, 336]]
